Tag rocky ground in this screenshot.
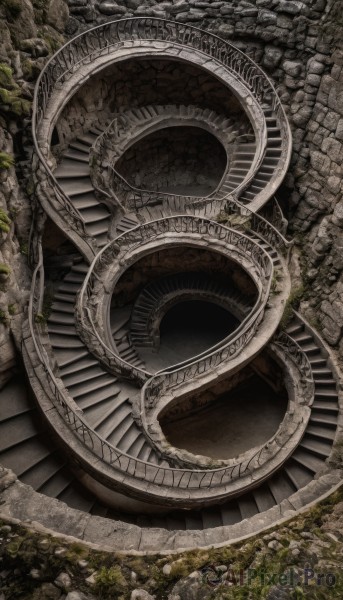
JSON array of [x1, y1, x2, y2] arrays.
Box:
[[1, 486, 343, 599]]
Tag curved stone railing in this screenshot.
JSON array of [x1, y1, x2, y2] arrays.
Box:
[[33, 18, 287, 132], [89, 105, 247, 167], [24, 248, 315, 504], [76, 215, 273, 384], [140, 328, 315, 468], [273, 330, 315, 404], [102, 166, 292, 255], [260, 196, 288, 236], [32, 17, 292, 252], [141, 309, 266, 416], [108, 165, 202, 210], [223, 197, 292, 255], [89, 105, 252, 201], [130, 275, 252, 350], [32, 157, 97, 262]]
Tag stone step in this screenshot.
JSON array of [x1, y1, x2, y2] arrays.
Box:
[[300, 437, 332, 459], [48, 311, 75, 326], [284, 462, 312, 490], [72, 192, 101, 210], [68, 375, 119, 400], [64, 149, 90, 163], [291, 448, 326, 474], [306, 424, 336, 441], [268, 471, 296, 504], [57, 178, 95, 197], [62, 364, 111, 388], [86, 220, 109, 237], [82, 206, 111, 224], [69, 141, 91, 154], [50, 334, 85, 349], [59, 355, 98, 377]]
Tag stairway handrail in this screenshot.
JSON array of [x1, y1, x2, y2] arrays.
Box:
[[105, 166, 292, 254], [130, 274, 253, 348], [89, 107, 263, 206], [32, 159, 97, 257], [109, 164, 201, 206], [32, 17, 291, 248], [90, 107, 247, 168], [26, 250, 311, 498], [258, 196, 288, 234], [77, 215, 272, 383], [273, 330, 315, 403], [224, 197, 292, 253], [26, 15, 301, 501]]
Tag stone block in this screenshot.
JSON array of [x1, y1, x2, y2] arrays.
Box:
[[332, 200, 343, 227], [257, 9, 277, 25], [321, 137, 343, 163], [327, 175, 341, 195], [276, 0, 305, 14], [292, 106, 312, 127], [283, 60, 303, 77], [307, 73, 321, 87], [169, 1, 190, 13], [335, 118, 343, 140], [262, 45, 284, 69], [310, 150, 331, 176], [307, 58, 326, 75], [323, 111, 340, 131], [47, 0, 69, 32]]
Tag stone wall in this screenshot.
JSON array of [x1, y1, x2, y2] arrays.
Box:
[[0, 0, 69, 389], [0, 128, 31, 388], [116, 126, 227, 194], [65, 0, 343, 366], [111, 246, 257, 308], [54, 57, 246, 155]]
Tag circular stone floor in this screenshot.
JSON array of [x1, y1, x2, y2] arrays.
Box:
[[160, 374, 288, 460], [138, 299, 239, 372]]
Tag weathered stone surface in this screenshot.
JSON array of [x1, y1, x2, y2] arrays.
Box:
[[65, 593, 95, 600], [54, 573, 72, 590], [168, 571, 212, 600], [257, 9, 277, 24], [131, 590, 156, 600], [310, 150, 331, 175], [308, 58, 326, 75], [47, 0, 69, 32], [276, 0, 305, 14], [98, 1, 127, 15], [283, 60, 303, 77], [262, 45, 284, 68], [33, 583, 62, 600]]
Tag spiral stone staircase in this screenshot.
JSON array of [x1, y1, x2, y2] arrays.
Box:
[[0, 18, 342, 553]]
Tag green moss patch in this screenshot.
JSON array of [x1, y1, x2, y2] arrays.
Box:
[[280, 284, 306, 329], [0, 152, 14, 170], [0, 262, 11, 275], [0, 63, 32, 118], [0, 208, 12, 233]]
